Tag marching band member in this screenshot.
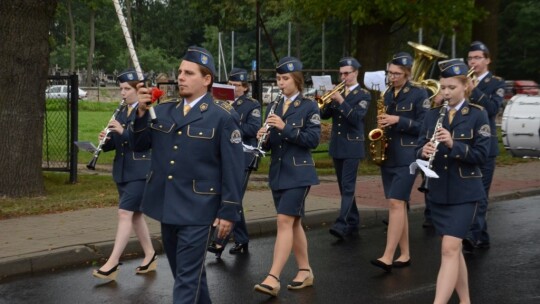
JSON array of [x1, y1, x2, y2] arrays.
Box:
[[208, 67, 261, 257], [254, 56, 320, 297], [132, 46, 244, 304], [417, 59, 490, 303], [322, 57, 371, 240], [463, 41, 505, 253], [92, 69, 156, 281], [370, 52, 429, 272]]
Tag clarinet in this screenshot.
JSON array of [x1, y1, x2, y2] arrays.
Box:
[[418, 100, 448, 193], [86, 99, 126, 170], [256, 91, 283, 152]]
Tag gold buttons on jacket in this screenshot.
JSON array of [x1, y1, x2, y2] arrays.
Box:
[[168, 175, 173, 180], [177, 131, 182, 135], [170, 160, 175, 165], [173, 145, 178, 150]]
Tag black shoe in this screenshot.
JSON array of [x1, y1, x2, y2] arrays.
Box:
[[476, 241, 490, 249], [422, 220, 433, 228], [392, 259, 411, 268], [229, 243, 249, 254], [207, 242, 225, 259], [92, 263, 122, 281], [136, 252, 158, 274], [370, 259, 392, 273], [462, 238, 475, 254], [329, 227, 345, 240]]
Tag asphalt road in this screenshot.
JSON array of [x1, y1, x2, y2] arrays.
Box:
[[1, 196, 539, 304]]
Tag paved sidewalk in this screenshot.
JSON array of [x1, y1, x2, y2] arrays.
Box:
[[1, 161, 539, 279]]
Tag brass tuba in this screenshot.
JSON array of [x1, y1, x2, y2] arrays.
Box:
[[408, 41, 448, 99], [316, 81, 346, 109]]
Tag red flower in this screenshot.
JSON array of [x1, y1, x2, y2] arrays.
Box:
[[150, 87, 164, 103]]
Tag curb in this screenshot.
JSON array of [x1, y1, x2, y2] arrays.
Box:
[[1, 188, 539, 281]]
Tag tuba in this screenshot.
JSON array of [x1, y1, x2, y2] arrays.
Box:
[[408, 41, 448, 100]]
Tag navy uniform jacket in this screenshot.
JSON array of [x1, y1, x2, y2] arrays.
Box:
[[130, 93, 245, 226], [469, 72, 504, 157], [263, 95, 320, 190], [320, 86, 371, 159], [232, 94, 262, 167], [416, 102, 490, 205], [383, 81, 430, 167], [102, 104, 151, 183]]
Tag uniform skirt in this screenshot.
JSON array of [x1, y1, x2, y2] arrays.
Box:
[[116, 180, 146, 212], [271, 186, 310, 217], [431, 201, 478, 239], [381, 166, 417, 202]]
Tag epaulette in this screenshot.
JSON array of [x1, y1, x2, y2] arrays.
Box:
[[361, 88, 370, 94], [469, 103, 484, 110], [158, 98, 180, 107], [214, 99, 233, 113], [247, 96, 259, 103]]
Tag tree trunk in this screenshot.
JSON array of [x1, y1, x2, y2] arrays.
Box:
[[473, 0, 500, 72], [68, 0, 75, 73], [355, 22, 393, 159], [85, 10, 95, 87], [0, 0, 58, 197]]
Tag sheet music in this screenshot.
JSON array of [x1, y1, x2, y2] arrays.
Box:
[[409, 159, 439, 178], [74, 141, 98, 153], [311, 75, 334, 92], [364, 70, 387, 92], [242, 143, 265, 156]]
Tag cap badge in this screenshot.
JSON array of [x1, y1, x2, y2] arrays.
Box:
[[347, 59, 352, 65], [452, 66, 461, 75], [287, 63, 294, 71], [200, 54, 208, 65]]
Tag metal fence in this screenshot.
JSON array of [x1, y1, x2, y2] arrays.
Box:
[[43, 74, 79, 183]]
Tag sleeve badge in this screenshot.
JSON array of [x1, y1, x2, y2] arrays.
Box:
[[310, 113, 321, 125], [496, 88, 504, 97], [251, 109, 261, 118], [422, 99, 431, 109], [230, 129, 242, 144], [359, 100, 368, 109], [478, 124, 491, 137]]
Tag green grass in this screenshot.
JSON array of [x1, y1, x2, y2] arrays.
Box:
[[0, 172, 118, 219], [16, 105, 532, 220]]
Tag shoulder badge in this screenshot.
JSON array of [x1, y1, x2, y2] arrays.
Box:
[[478, 124, 491, 137], [422, 99, 431, 109], [251, 108, 261, 118], [293, 100, 301, 108], [403, 86, 410, 93], [461, 106, 469, 115], [230, 129, 242, 144], [484, 77, 490, 83], [359, 100, 368, 109], [310, 113, 321, 125], [352, 89, 358, 95]]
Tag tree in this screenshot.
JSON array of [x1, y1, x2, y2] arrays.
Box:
[[0, 0, 58, 197]]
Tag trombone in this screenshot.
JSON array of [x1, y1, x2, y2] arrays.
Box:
[[316, 81, 346, 109]]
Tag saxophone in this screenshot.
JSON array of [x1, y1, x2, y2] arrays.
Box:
[[368, 87, 390, 165]]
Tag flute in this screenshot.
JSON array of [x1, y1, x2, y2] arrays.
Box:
[[86, 99, 126, 170]]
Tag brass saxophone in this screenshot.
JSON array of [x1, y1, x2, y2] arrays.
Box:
[[368, 87, 390, 165]]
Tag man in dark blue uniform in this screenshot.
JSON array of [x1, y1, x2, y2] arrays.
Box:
[[131, 46, 244, 304], [322, 57, 371, 240], [207, 67, 261, 257], [463, 41, 505, 253]]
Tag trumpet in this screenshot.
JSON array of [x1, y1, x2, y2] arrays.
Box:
[[256, 91, 283, 152], [467, 67, 478, 86], [316, 81, 346, 109], [418, 99, 448, 193], [87, 99, 126, 170]]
